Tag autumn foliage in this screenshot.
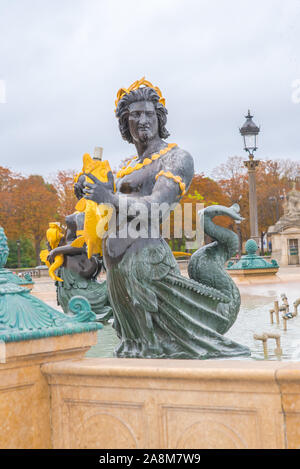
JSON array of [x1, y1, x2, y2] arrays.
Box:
[[51, 170, 78, 223], [0, 168, 76, 265], [0, 156, 299, 267], [213, 156, 300, 247]]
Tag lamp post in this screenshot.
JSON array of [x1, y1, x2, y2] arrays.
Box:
[[239, 110, 260, 247]]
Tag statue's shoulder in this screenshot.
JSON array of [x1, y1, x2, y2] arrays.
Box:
[[162, 144, 194, 188], [65, 212, 83, 232], [66, 212, 77, 224]]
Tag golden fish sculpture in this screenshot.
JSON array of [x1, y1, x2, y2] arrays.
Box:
[[73, 153, 114, 258]]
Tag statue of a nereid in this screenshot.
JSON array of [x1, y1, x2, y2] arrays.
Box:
[[77, 78, 251, 359]]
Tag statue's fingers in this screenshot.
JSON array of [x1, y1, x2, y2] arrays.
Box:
[[107, 171, 114, 183], [83, 182, 94, 188], [85, 172, 99, 183], [106, 171, 114, 189]]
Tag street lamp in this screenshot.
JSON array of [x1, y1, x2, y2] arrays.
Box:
[[239, 110, 260, 247], [240, 110, 260, 157]]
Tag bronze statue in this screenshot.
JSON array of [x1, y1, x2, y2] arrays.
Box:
[[81, 78, 250, 359]]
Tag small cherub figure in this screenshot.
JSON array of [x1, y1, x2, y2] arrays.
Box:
[[40, 222, 65, 282]]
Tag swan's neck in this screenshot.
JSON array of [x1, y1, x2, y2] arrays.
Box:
[[204, 217, 239, 260]]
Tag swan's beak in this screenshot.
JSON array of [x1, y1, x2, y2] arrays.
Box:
[[230, 204, 244, 223], [198, 204, 244, 222], [229, 211, 244, 223]]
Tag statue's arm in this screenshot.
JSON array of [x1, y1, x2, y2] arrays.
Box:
[[84, 149, 194, 215], [119, 150, 194, 227], [47, 244, 86, 263], [145, 149, 194, 205]]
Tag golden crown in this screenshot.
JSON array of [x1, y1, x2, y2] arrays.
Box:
[[114, 77, 166, 112]]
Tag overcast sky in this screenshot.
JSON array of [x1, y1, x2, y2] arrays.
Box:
[[0, 0, 300, 179]]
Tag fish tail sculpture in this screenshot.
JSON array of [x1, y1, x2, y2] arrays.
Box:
[[188, 203, 243, 334]]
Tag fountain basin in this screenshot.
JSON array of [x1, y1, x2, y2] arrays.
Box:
[[228, 267, 279, 277]]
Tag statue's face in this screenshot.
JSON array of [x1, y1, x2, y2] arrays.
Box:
[[128, 101, 158, 144]]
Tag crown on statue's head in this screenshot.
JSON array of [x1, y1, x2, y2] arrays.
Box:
[[114, 77, 166, 112]]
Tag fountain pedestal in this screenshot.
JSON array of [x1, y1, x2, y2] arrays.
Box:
[[227, 239, 279, 278], [0, 331, 98, 449], [0, 226, 101, 448]]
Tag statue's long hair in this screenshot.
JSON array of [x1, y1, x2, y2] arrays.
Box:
[[115, 87, 170, 143]]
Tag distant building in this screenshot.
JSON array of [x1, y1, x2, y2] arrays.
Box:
[[268, 183, 300, 266]]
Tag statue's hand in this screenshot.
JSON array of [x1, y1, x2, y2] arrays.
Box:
[[83, 172, 114, 205]]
